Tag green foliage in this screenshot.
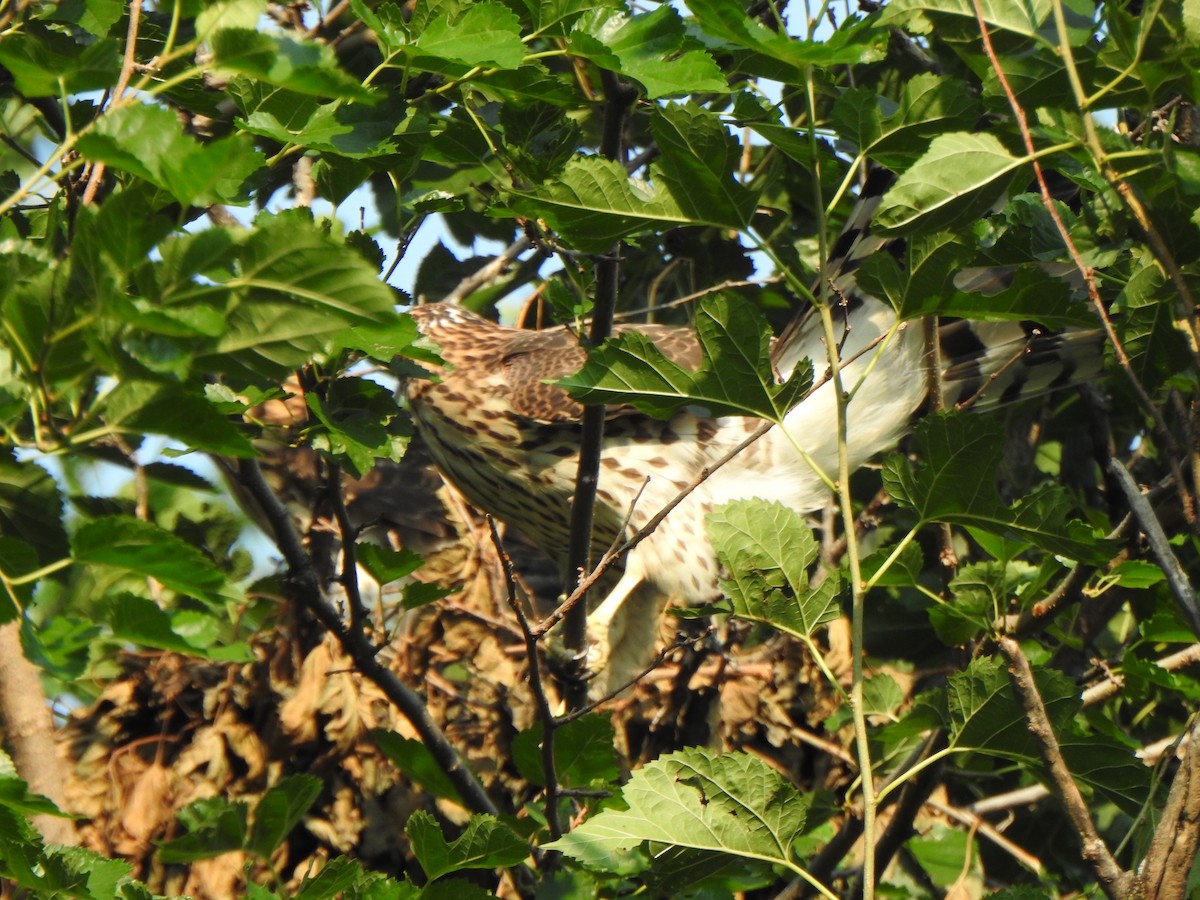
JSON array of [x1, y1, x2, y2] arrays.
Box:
[[548, 747, 833, 891], [1, 0, 1198, 896], [560, 295, 812, 420]]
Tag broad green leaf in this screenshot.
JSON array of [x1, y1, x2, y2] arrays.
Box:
[[107, 593, 253, 661], [247, 775, 323, 858], [76, 104, 263, 206], [305, 378, 412, 479], [371, 731, 463, 803], [707, 499, 840, 638], [874, 132, 1027, 234], [158, 797, 249, 863], [879, 0, 1052, 39], [906, 824, 977, 890], [72, 517, 229, 604], [357, 544, 424, 586], [211, 210, 398, 377], [832, 75, 980, 166], [560, 294, 812, 421], [569, 6, 726, 98], [650, 104, 759, 227], [548, 747, 829, 883], [942, 656, 1076, 758], [882, 414, 1111, 563], [196, 0, 267, 37], [512, 714, 620, 787], [505, 156, 748, 252], [44, 0, 125, 36], [413, 2, 526, 69], [104, 380, 256, 457], [406, 811, 528, 882], [293, 856, 421, 899], [0, 452, 69, 565], [235, 91, 413, 159], [211, 29, 376, 101], [928, 561, 1038, 645], [0, 30, 120, 95], [0, 755, 66, 819], [684, 0, 882, 80]]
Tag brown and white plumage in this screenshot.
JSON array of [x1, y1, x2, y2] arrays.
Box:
[[403, 177, 1104, 691]]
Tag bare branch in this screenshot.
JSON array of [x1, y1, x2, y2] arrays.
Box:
[[1139, 717, 1200, 899], [234, 458, 498, 817], [1106, 459, 1200, 636], [996, 637, 1133, 899]]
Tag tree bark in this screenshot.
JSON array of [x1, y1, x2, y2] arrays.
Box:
[[0, 621, 78, 845]]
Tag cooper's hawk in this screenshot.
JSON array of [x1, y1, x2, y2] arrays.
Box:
[[404, 180, 1100, 690]]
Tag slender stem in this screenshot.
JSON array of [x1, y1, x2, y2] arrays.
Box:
[[803, 64, 876, 897], [559, 69, 634, 712]]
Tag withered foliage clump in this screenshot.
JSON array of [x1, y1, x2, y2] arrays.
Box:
[[56, 438, 847, 898]]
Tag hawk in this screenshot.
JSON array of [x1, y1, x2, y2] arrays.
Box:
[[403, 179, 1100, 691]]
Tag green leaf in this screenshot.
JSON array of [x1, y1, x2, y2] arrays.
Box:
[[0, 452, 69, 565], [548, 747, 828, 881], [107, 593, 253, 661], [105, 380, 255, 456], [196, 0, 267, 38], [305, 378, 412, 479], [874, 132, 1027, 234], [72, 517, 229, 604], [505, 156, 750, 252], [684, 0, 882, 80], [211, 210, 398, 377], [881, 414, 1111, 563], [560, 294, 812, 421], [357, 544, 424, 586], [650, 104, 759, 227], [929, 561, 1038, 645], [569, 6, 726, 98], [247, 775, 323, 858], [158, 797, 249, 863], [76, 104, 262, 206], [832, 75, 980, 166], [211, 29, 376, 101], [0, 756, 67, 819], [512, 714, 620, 787], [942, 656, 1076, 758], [371, 731, 463, 803], [707, 499, 840, 638], [406, 811, 528, 883], [413, 1, 526, 69], [0, 29, 120, 95]]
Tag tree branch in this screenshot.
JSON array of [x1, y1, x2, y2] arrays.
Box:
[[1106, 459, 1200, 636], [560, 69, 637, 711], [1139, 717, 1200, 899], [234, 458, 498, 817], [0, 621, 78, 845], [996, 637, 1133, 899]]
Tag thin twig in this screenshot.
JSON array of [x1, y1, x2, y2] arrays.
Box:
[[532, 421, 773, 639], [326, 462, 369, 634], [1106, 459, 1200, 636], [443, 237, 534, 305], [81, 0, 143, 205], [487, 518, 562, 845], [927, 799, 1043, 875], [234, 459, 498, 816], [996, 636, 1133, 898]]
